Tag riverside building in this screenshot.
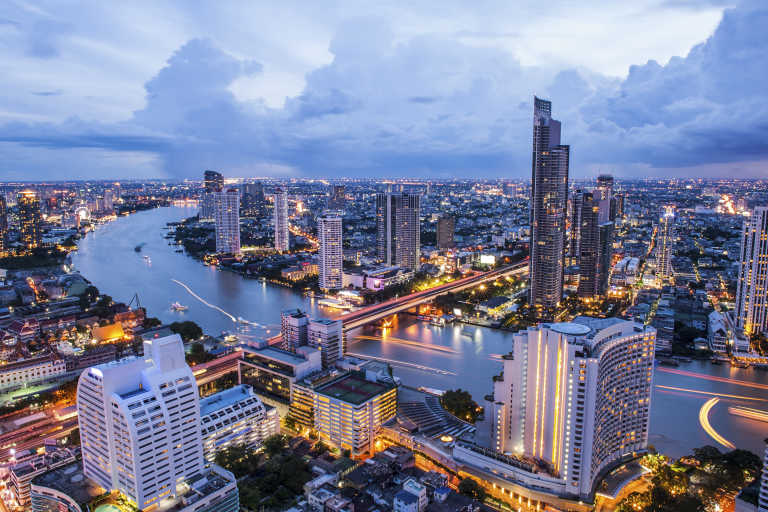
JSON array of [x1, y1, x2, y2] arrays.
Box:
[[735, 206, 768, 337], [471, 317, 655, 500], [318, 213, 343, 290], [214, 188, 241, 255]]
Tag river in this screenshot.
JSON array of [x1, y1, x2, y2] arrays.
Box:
[[71, 206, 768, 458]]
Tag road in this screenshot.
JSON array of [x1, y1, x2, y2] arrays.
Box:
[[336, 261, 529, 331]]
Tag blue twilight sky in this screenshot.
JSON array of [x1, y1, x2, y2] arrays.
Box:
[[1, 0, 767, 180]]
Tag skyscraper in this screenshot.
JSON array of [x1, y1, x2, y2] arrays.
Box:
[[17, 190, 42, 250], [200, 170, 224, 221], [76, 334, 239, 511], [598, 222, 614, 294], [569, 189, 585, 266], [214, 188, 241, 254], [241, 181, 264, 216], [308, 318, 343, 368], [656, 206, 675, 282], [595, 174, 614, 224], [577, 191, 600, 298], [529, 97, 569, 311], [0, 195, 6, 254], [437, 215, 455, 249], [274, 188, 289, 252], [318, 213, 343, 290], [759, 439, 768, 512], [481, 318, 655, 498], [327, 185, 346, 211], [376, 192, 421, 270], [735, 206, 768, 337]]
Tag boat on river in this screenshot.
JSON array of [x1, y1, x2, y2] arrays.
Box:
[[170, 302, 188, 311]]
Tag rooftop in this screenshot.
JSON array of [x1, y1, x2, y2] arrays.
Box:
[[31, 461, 104, 506], [241, 344, 307, 366], [316, 372, 394, 405], [199, 384, 254, 416]]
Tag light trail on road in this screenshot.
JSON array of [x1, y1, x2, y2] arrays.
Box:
[[355, 335, 458, 354], [172, 279, 236, 323], [728, 406, 768, 422], [656, 385, 768, 402], [657, 367, 768, 390], [346, 352, 456, 376], [699, 397, 735, 449]]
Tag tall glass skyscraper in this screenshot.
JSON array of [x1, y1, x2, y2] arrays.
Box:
[[200, 170, 223, 221], [376, 192, 421, 270], [529, 97, 569, 312], [273, 188, 289, 252], [656, 206, 675, 282]]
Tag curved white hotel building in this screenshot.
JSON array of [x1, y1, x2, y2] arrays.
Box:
[[468, 317, 655, 500]]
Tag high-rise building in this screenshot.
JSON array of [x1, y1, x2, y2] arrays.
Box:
[[735, 206, 768, 337], [241, 182, 264, 216], [598, 222, 614, 294], [569, 189, 584, 266], [308, 318, 343, 368], [376, 192, 421, 270], [481, 318, 655, 498], [328, 185, 346, 211], [76, 334, 239, 511], [17, 190, 42, 250], [595, 174, 614, 224], [199, 384, 279, 463], [318, 213, 343, 290], [200, 170, 224, 221], [759, 439, 768, 512], [281, 308, 309, 351], [0, 195, 7, 254], [437, 215, 455, 249], [274, 188, 289, 252], [577, 191, 600, 298], [214, 188, 241, 254], [529, 97, 569, 312], [656, 206, 675, 282]]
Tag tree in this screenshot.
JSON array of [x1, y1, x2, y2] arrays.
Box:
[[458, 477, 486, 501], [170, 321, 203, 341], [263, 434, 288, 457], [143, 316, 162, 329], [186, 342, 214, 365], [440, 389, 480, 423]]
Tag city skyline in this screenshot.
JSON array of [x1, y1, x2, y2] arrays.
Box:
[[2, 1, 767, 180]]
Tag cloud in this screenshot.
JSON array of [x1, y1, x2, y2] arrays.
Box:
[[0, 1, 767, 179]]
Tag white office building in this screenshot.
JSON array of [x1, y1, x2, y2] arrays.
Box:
[[308, 318, 343, 368], [200, 384, 279, 462], [736, 206, 768, 337], [214, 188, 241, 255], [477, 317, 655, 499], [274, 188, 290, 252], [318, 213, 343, 290], [76, 334, 238, 511]]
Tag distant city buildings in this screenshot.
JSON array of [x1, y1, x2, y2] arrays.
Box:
[[328, 185, 346, 211], [200, 169, 224, 221], [735, 206, 768, 337], [318, 213, 343, 290], [656, 206, 675, 282], [17, 190, 42, 250], [478, 317, 655, 498], [436, 215, 455, 249], [214, 188, 241, 254], [274, 188, 290, 252], [529, 97, 569, 312], [376, 192, 421, 270], [76, 334, 239, 511]]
